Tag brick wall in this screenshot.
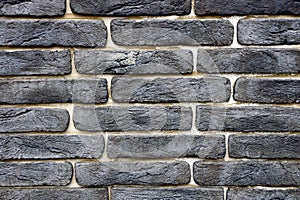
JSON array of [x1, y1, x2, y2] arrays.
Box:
[[0, 0, 299, 199]]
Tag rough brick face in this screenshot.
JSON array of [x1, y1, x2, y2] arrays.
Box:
[[0, 50, 71, 76], [111, 19, 234, 46], [70, 0, 191, 16], [75, 50, 193, 75]]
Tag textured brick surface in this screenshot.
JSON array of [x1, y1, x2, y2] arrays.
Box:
[[193, 161, 300, 186], [238, 19, 300, 45], [0, 79, 108, 104], [0, 20, 107, 47], [0, 108, 69, 133], [76, 161, 190, 186], [197, 48, 300, 74], [108, 135, 225, 159], [196, 106, 300, 132], [0, 188, 108, 200], [0, 162, 72, 186], [0, 50, 71, 76], [195, 0, 300, 15], [70, 0, 191, 16], [227, 188, 300, 200], [229, 134, 300, 159], [0, 0, 66, 16], [234, 78, 300, 103], [111, 19, 234, 46], [74, 106, 192, 132], [0, 135, 104, 160], [75, 50, 193, 75], [111, 187, 224, 200]]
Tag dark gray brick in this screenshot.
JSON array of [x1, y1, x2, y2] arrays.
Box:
[[196, 106, 300, 132], [108, 134, 225, 159], [0, 108, 69, 133], [197, 48, 300, 74], [75, 50, 193, 75], [195, 0, 300, 16], [0, 79, 107, 104], [111, 187, 223, 200], [227, 188, 300, 200], [70, 0, 191, 16], [0, 135, 104, 160], [238, 18, 300, 45], [234, 78, 300, 103], [0, 20, 107, 47], [111, 19, 233, 46], [0, 50, 71, 76], [0, 162, 72, 186], [229, 134, 300, 159], [76, 161, 190, 186], [193, 161, 300, 186], [0, 188, 108, 200], [0, 0, 66, 16], [74, 106, 192, 132], [112, 77, 230, 103]]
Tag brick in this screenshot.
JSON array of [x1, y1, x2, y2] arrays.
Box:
[[112, 77, 231, 103], [0, 19, 107, 47], [197, 48, 300, 74], [70, 0, 191, 16], [0, 162, 72, 186], [0, 0, 66, 16], [75, 50, 193, 75], [74, 106, 192, 132], [193, 161, 300, 186], [76, 161, 190, 186], [0, 108, 69, 133], [229, 134, 300, 159], [111, 19, 233, 46], [196, 106, 300, 132], [238, 18, 300, 45], [227, 188, 300, 200], [0, 79, 107, 104], [111, 187, 224, 200], [0, 50, 71, 76], [234, 78, 300, 103], [195, 0, 300, 16], [0, 188, 108, 200], [108, 135, 225, 159], [0, 135, 104, 160]]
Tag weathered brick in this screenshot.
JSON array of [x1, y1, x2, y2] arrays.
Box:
[[112, 77, 230, 103], [0, 0, 66, 16], [229, 134, 300, 159], [70, 0, 191, 16], [0, 108, 69, 133], [76, 161, 190, 186], [108, 134, 225, 159], [74, 106, 192, 132], [197, 48, 300, 74], [0, 79, 108, 104], [0, 162, 72, 186], [111, 187, 224, 200], [0, 50, 71, 76], [111, 19, 233, 46], [0, 20, 107, 47], [234, 78, 300, 103], [227, 188, 300, 200], [75, 50, 193, 75], [196, 106, 300, 132], [0, 135, 104, 160], [193, 161, 300, 186], [0, 188, 108, 200], [238, 18, 300, 45], [195, 0, 300, 15]]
